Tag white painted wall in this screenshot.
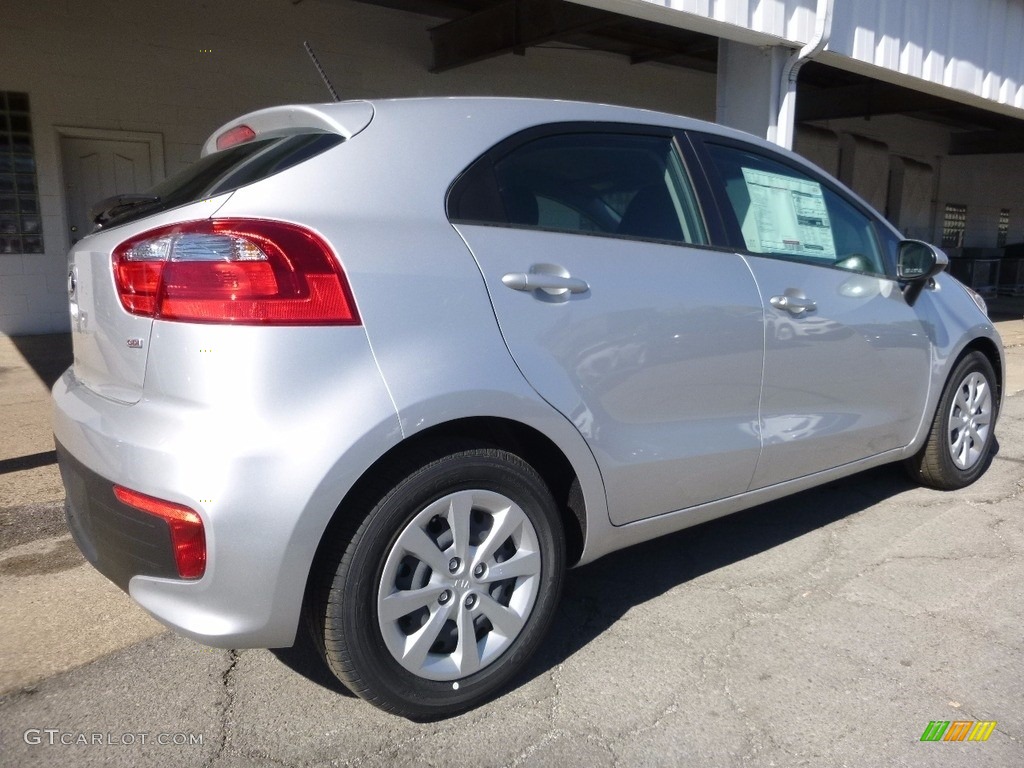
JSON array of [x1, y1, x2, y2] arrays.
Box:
[[826, 0, 1024, 116], [716, 40, 788, 139], [4, 0, 1023, 335], [574, 0, 819, 46], [0, 0, 716, 335]]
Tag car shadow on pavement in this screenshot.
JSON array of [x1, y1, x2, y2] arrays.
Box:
[[516, 463, 923, 693], [9, 333, 72, 389], [270, 621, 356, 698], [270, 462, 923, 711]]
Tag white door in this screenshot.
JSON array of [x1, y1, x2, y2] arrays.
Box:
[[60, 136, 153, 243]]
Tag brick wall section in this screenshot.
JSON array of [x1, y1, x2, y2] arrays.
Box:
[[0, 0, 717, 335]]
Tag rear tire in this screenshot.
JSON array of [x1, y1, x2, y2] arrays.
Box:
[[905, 351, 998, 490], [309, 446, 564, 719]]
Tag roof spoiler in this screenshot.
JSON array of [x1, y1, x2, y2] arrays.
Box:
[[202, 101, 374, 157]]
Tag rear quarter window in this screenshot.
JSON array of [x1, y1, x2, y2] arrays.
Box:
[[450, 130, 708, 246]]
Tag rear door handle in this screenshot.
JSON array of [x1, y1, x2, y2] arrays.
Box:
[[770, 294, 817, 316], [502, 272, 589, 295]]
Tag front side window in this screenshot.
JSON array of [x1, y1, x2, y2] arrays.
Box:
[[452, 131, 708, 246], [705, 143, 886, 275]]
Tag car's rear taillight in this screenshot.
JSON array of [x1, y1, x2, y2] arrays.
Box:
[[112, 219, 359, 325], [113, 486, 206, 579]]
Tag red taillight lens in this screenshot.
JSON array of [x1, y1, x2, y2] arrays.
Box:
[[112, 219, 360, 325], [113, 485, 206, 579], [216, 124, 256, 151]]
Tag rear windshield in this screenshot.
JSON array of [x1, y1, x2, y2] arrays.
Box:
[[99, 132, 343, 230]]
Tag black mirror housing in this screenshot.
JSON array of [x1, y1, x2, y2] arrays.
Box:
[[897, 240, 948, 306]]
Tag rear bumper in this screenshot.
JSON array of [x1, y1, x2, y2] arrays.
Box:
[[58, 441, 180, 591], [51, 324, 401, 648]]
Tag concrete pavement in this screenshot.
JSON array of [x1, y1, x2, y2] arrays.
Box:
[[0, 334, 165, 697], [0, 316, 1022, 766]]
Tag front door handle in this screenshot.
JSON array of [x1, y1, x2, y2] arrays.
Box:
[[770, 293, 817, 316], [502, 271, 589, 295]]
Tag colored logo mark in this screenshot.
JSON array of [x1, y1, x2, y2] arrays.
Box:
[[920, 721, 997, 742]]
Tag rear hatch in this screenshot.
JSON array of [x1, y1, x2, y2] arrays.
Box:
[[66, 101, 374, 403]]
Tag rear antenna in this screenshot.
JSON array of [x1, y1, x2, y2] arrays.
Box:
[[303, 41, 341, 102]]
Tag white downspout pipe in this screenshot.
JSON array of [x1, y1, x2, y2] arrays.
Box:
[[770, 0, 834, 148]]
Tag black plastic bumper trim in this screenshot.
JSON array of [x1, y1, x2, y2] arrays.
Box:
[[56, 441, 181, 591]]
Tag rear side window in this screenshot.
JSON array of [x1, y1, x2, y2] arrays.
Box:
[[704, 143, 886, 275], [99, 133, 343, 230], [451, 132, 708, 246]]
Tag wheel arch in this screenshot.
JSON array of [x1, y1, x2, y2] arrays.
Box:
[[304, 417, 590, 614], [909, 325, 1005, 459], [904, 335, 1002, 489], [958, 336, 1004, 408]]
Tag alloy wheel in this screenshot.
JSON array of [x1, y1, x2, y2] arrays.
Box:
[[946, 371, 993, 470], [377, 489, 542, 682]]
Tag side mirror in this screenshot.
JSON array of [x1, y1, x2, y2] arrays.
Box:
[[897, 240, 948, 306]]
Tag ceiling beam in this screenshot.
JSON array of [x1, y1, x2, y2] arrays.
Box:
[[589, 25, 717, 70], [628, 50, 716, 71], [429, 0, 614, 72], [346, 0, 467, 19], [796, 82, 954, 122], [950, 130, 1024, 155]]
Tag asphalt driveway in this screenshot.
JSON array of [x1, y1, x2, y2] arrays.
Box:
[[1, 324, 1022, 767]]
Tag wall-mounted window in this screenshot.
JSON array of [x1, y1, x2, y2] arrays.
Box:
[[941, 203, 967, 249], [997, 208, 1010, 248], [0, 92, 42, 254]]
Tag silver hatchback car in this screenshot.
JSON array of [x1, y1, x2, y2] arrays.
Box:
[[53, 97, 1003, 718]]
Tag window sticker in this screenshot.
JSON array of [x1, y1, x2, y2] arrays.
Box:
[[739, 168, 836, 260]]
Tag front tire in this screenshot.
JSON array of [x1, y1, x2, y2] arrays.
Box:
[[311, 446, 565, 719], [906, 351, 999, 490]]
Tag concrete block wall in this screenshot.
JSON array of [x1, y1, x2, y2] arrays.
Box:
[[794, 125, 841, 177], [0, 0, 716, 336], [887, 156, 935, 242], [938, 155, 1024, 248], [798, 114, 1024, 247], [838, 133, 890, 214]]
